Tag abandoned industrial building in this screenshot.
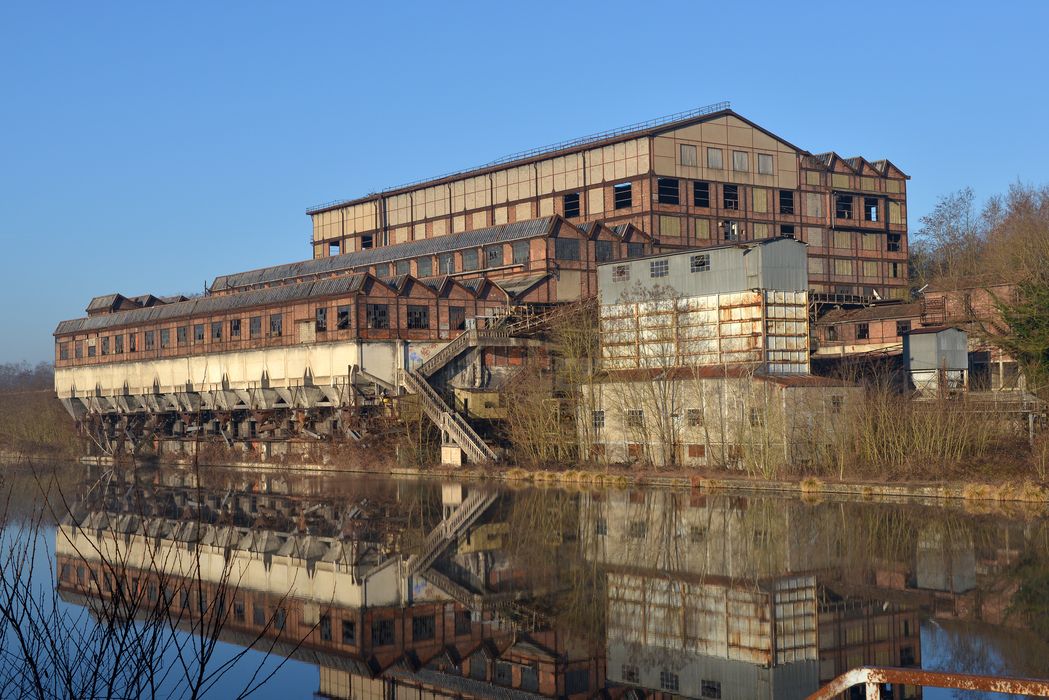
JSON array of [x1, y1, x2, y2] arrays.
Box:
[[59, 101, 1036, 468]]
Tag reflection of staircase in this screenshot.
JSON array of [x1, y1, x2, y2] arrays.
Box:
[[406, 490, 498, 576], [401, 370, 497, 463]]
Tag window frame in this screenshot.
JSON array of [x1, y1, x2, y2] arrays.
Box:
[[613, 182, 633, 210]]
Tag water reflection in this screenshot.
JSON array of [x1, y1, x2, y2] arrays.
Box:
[[53, 468, 1049, 699]]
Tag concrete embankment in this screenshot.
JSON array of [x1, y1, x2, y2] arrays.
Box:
[[77, 454, 1049, 510]]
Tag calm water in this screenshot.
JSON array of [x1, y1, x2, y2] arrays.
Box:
[[3, 464, 1049, 699]]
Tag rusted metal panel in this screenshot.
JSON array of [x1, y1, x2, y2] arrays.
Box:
[[807, 666, 1049, 700]]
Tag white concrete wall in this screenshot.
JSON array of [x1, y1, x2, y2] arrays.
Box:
[[55, 340, 401, 399]]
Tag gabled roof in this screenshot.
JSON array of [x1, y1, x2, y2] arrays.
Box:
[[492, 273, 549, 300], [305, 105, 818, 214], [55, 273, 372, 336], [210, 217, 563, 293]]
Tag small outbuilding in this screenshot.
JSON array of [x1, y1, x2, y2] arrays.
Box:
[[902, 326, 968, 396]]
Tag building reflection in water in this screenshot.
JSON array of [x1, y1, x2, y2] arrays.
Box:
[[54, 469, 1043, 699]]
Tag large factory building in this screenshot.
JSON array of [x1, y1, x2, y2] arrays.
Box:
[[53, 103, 907, 465]]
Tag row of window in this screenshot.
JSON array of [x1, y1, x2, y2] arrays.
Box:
[[593, 398, 844, 430], [608, 253, 710, 283], [680, 142, 775, 178], [625, 664, 720, 697], [58, 303, 457, 361], [824, 319, 912, 342]]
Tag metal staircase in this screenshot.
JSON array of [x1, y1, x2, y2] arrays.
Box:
[[401, 370, 498, 463], [406, 490, 498, 576], [416, 329, 513, 378]]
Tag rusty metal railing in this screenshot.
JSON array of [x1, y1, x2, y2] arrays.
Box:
[[807, 666, 1049, 699]]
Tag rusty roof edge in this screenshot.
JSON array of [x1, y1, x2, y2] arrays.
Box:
[[305, 104, 759, 215]]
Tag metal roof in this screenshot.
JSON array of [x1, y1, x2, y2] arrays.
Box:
[[55, 273, 369, 336], [305, 102, 732, 214], [85, 293, 124, 313], [210, 217, 560, 292]]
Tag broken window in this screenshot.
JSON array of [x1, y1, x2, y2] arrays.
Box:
[[438, 253, 455, 274], [269, 314, 282, 337], [328, 241, 340, 256], [555, 238, 580, 260], [160, 329, 171, 348], [462, 249, 478, 271], [75, 342, 83, 359], [700, 679, 721, 698], [177, 326, 188, 345], [758, 153, 774, 175], [690, 254, 710, 273], [779, 190, 795, 215], [686, 408, 703, 426], [830, 396, 844, 414], [406, 305, 429, 329], [887, 233, 902, 252], [835, 194, 853, 219], [59, 343, 69, 361], [626, 409, 644, 428], [143, 332, 154, 350], [336, 305, 350, 330], [87, 344, 96, 358], [100, 336, 111, 356], [660, 670, 680, 693], [896, 320, 911, 336], [826, 325, 838, 341], [611, 264, 630, 282], [706, 147, 723, 169], [732, 150, 749, 172], [722, 220, 740, 241], [342, 620, 356, 644], [650, 259, 669, 278], [723, 184, 739, 210], [315, 307, 328, 332], [856, 322, 869, 340], [416, 256, 432, 277], [449, 306, 466, 331], [627, 242, 645, 257], [864, 197, 880, 222], [371, 619, 395, 646], [361, 233, 374, 249], [193, 324, 205, 343], [373, 263, 390, 277], [319, 615, 331, 642], [211, 321, 222, 341], [248, 317, 261, 339], [592, 410, 605, 430], [749, 408, 763, 427], [412, 614, 436, 642], [512, 240, 530, 264], [395, 260, 410, 276], [485, 245, 504, 267], [780, 224, 796, 236], [130, 333, 138, 352], [114, 334, 124, 354], [454, 611, 471, 636], [628, 520, 647, 537], [595, 240, 613, 262], [693, 181, 710, 207], [657, 177, 680, 205], [679, 143, 698, 166], [890, 262, 901, 278], [230, 319, 241, 338], [365, 304, 388, 329], [563, 192, 580, 218], [613, 182, 632, 209]]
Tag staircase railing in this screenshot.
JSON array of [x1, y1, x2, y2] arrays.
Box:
[[400, 370, 497, 463], [406, 490, 497, 575], [417, 329, 513, 378]]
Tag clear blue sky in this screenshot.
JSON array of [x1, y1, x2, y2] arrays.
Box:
[[2, 1, 1047, 364]]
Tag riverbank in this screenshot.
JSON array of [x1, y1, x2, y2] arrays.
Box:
[[73, 453, 1049, 512]]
